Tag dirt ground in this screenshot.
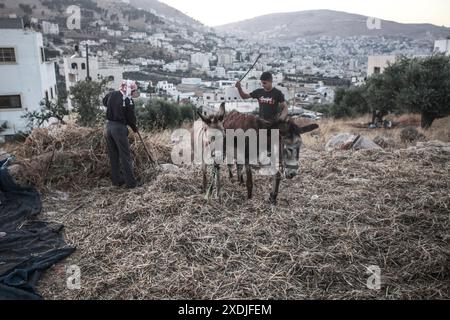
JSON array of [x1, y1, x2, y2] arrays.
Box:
[[4, 115, 449, 299], [2, 116, 450, 299]]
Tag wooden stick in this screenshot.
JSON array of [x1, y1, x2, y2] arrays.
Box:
[[136, 131, 156, 166], [239, 53, 262, 82]]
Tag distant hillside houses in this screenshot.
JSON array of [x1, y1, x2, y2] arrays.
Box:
[[163, 60, 189, 72], [434, 39, 450, 55], [41, 21, 59, 35], [62, 47, 124, 109]]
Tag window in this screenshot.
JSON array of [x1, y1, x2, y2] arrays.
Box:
[[374, 67, 381, 74], [0, 95, 22, 109], [50, 87, 54, 99], [71, 63, 78, 69], [55, 85, 58, 97], [81, 63, 86, 70], [0, 48, 16, 63], [40, 47, 45, 63], [45, 91, 49, 101], [108, 75, 114, 81]]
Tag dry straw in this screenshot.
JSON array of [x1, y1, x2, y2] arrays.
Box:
[[7, 121, 446, 300]]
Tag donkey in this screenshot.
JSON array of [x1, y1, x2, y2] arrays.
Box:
[[196, 103, 319, 204], [192, 103, 226, 201]]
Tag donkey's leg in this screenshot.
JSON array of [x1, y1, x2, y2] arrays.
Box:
[[215, 164, 221, 202], [237, 164, 245, 185], [270, 171, 282, 205], [245, 165, 253, 199], [227, 164, 234, 180]]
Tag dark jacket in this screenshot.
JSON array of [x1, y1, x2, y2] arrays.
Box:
[[103, 91, 138, 132]]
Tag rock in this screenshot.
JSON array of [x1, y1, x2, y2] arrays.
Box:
[[373, 136, 396, 149], [400, 127, 426, 143], [353, 136, 382, 151], [326, 133, 382, 151]]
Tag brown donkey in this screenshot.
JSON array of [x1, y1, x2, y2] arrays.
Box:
[[196, 103, 319, 204]]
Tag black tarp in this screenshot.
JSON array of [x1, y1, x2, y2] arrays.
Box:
[[0, 159, 76, 300]]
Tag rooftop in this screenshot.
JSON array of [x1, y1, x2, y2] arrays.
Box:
[[0, 18, 24, 29]]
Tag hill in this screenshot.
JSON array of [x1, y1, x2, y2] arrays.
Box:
[[216, 9, 450, 43]]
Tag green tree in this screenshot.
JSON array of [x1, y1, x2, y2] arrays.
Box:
[[23, 98, 69, 128], [70, 79, 107, 127], [136, 99, 180, 130], [179, 103, 197, 122], [331, 86, 369, 118], [365, 54, 450, 128], [136, 100, 197, 131], [398, 54, 450, 128], [309, 103, 332, 117]]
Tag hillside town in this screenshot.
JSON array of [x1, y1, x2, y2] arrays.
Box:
[[0, 0, 449, 139], [1, 0, 450, 303]]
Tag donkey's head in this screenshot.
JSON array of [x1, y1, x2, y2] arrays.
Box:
[[276, 118, 319, 180], [196, 103, 226, 156], [197, 102, 226, 131]]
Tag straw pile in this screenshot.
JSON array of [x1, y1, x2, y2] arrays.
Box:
[[24, 125, 449, 299], [12, 125, 172, 190]]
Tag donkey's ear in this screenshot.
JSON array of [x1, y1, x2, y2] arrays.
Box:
[[217, 103, 226, 121], [197, 111, 211, 124]]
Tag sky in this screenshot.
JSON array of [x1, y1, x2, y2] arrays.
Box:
[[158, 0, 450, 27]]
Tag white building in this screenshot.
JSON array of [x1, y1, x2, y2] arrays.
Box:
[[130, 32, 147, 40], [107, 30, 122, 37], [367, 55, 397, 77], [163, 60, 189, 72], [217, 49, 235, 68], [156, 81, 177, 95], [63, 55, 123, 108], [191, 52, 210, 70], [42, 21, 59, 35], [434, 39, 450, 56], [0, 19, 57, 139], [181, 78, 202, 86], [214, 67, 226, 78]]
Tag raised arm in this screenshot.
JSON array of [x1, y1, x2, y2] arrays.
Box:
[[235, 81, 252, 100]]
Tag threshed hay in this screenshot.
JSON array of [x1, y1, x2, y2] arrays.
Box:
[[7, 124, 446, 300], [12, 125, 172, 190]]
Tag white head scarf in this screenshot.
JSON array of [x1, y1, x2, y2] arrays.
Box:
[[119, 80, 138, 107]]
